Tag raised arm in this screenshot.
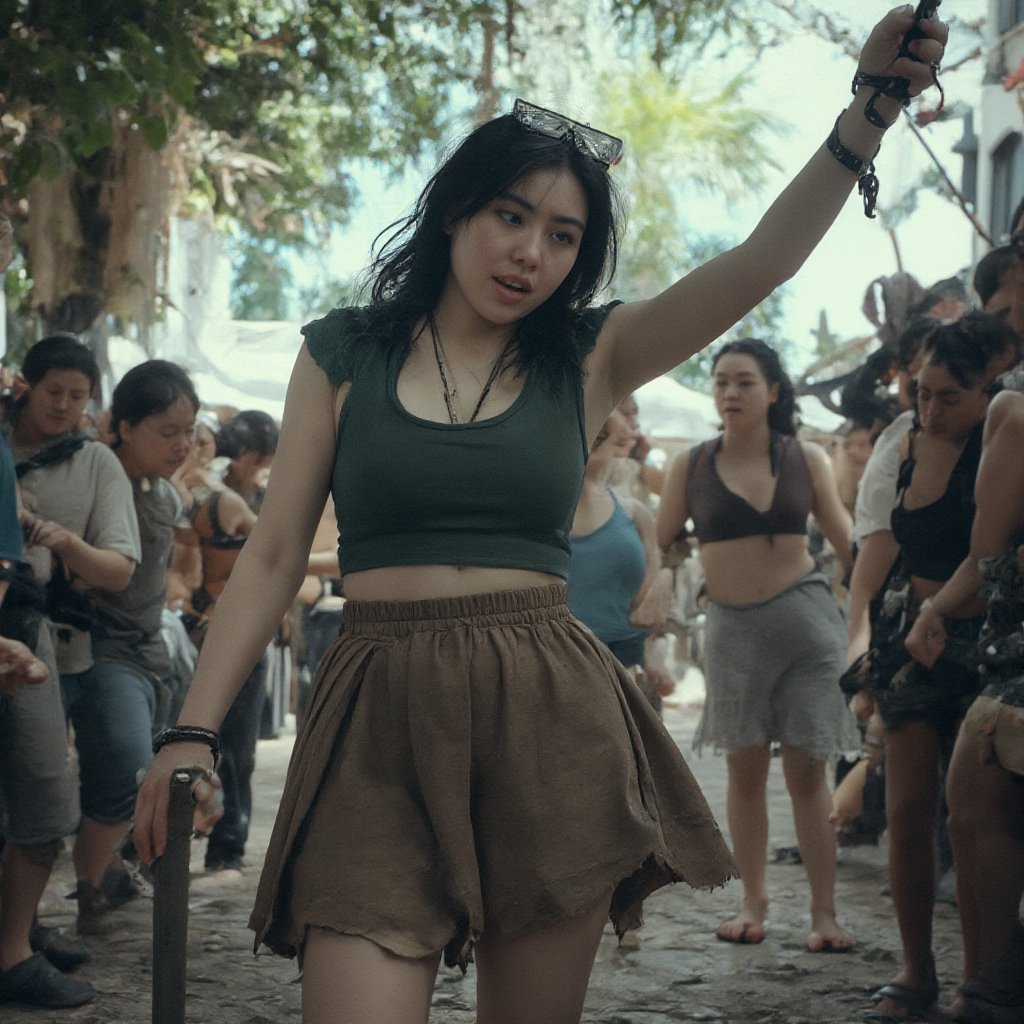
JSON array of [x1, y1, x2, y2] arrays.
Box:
[[584, 8, 947, 424], [134, 344, 343, 862]]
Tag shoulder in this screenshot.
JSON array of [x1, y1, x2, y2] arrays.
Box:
[[301, 304, 384, 386], [797, 438, 830, 472], [989, 388, 1024, 431], [79, 440, 127, 477]]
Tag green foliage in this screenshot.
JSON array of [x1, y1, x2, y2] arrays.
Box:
[[0, 1, 495, 238], [227, 233, 296, 321], [607, 0, 765, 63]]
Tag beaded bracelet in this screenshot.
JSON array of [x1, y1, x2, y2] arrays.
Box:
[[153, 725, 221, 769], [826, 113, 881, 220]]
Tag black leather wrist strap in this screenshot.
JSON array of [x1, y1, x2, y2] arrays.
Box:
[[826, 113, 881, 220], [153, 725, 220, 769]]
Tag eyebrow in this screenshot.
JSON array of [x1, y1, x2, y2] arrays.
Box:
[[498, 191, 587, 232]]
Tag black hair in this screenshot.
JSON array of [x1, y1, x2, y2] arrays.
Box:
[[839, 346, 899, 431], [896, 315, 940, 371], [20, 334, 100, 394], [711, 338, 800, 437], [217, 409, 279, 460], [973, 245, 1017, 307], [367, 113, 622, 381], [109, 360, 199, 446], [922, 312, 1022, 390]]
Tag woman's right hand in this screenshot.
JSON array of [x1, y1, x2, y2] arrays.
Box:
[[133, 743, 223, 865], [904, 599, 946, 668]]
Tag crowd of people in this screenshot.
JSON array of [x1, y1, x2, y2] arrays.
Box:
[[2, 9, 1019, 1024]]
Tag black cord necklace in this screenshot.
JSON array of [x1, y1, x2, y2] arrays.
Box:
[[428, 314, 514, 424]]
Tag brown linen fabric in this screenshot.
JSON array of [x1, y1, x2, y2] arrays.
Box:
[[249, 584, 735, 970]]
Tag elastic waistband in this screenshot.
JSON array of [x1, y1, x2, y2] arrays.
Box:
[[343, 583, 572, 635], [708, 571, 830, 612]]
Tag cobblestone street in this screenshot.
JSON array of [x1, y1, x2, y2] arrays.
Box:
[[7, 692, 965, 1024]]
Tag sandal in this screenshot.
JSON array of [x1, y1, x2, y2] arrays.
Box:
[[864, 980, 939, 1023]]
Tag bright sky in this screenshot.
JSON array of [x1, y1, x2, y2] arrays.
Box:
[[319, 1, 989, 375]]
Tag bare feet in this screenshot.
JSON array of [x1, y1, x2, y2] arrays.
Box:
[[807, 909, 855, 953], [716, 902, 768, 945]]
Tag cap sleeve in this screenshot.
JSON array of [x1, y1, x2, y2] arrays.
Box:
[[301, 306, 373, 386]]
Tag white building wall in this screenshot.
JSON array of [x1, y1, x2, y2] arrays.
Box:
[[977, 10, 1024, 258]]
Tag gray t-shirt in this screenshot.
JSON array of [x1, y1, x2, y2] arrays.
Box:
[[13, 437, 141, 673], [91, 476, 187, 680]]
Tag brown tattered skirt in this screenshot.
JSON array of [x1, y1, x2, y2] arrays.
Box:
[[249, 584, 735, 971]]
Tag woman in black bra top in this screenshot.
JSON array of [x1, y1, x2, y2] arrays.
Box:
[[860, 315, 1019, 1024], [657, 339, 856, 953]]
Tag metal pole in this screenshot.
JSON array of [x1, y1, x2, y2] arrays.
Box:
[[152, 768, 202, 1024]]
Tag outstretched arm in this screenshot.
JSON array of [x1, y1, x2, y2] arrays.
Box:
[[584, 8, 947, 430]]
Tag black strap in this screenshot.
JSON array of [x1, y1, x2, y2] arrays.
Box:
[[15, 431, 90, 478]]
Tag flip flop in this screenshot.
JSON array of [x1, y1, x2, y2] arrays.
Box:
[[864, 981, 939, 1023]]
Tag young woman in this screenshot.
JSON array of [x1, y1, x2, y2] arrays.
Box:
[[567, 410, 663, 706], [134, 13, 946, 1022], [655, 339, 855, 953], [859, 317, 1018, 1023], [904, 388, 1024, 1024], [63, 360, 198, 933]]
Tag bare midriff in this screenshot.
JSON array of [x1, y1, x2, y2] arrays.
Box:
[[698, 534, 816, 606], [341, 564, 563, 602]]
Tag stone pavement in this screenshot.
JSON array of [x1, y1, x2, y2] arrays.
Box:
[[6, 686, 965, 1024]]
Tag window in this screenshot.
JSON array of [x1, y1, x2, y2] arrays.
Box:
[[991, 132, 1024, 238], [998, 0, 1024, 33]]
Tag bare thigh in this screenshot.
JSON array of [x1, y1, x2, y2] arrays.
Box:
[[301, 928, 440, 1024], [475, 892, 612, 1024]]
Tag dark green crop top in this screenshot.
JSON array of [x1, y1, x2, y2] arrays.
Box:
[[302, 303, 620, 579]]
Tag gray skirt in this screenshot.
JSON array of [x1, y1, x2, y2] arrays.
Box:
[[249, 584, 736, 971], [696, 573, 858, 760]]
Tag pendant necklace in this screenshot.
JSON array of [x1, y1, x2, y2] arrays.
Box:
[[428, 314, 514, 424]]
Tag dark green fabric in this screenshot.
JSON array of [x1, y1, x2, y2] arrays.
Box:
[[301, 302, 620, 578]]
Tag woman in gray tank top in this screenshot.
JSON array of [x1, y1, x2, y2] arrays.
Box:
[[132, 14, 946, 1023]]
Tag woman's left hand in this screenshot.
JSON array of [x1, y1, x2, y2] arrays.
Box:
[[904, 599, 946, 668], [857, 6, 948, 100]]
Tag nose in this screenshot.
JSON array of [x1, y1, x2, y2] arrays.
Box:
[[513, 228, 542, 268]]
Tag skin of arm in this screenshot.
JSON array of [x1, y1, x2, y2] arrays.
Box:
[[21, 517, 135, 592], [654, 449, 691, 554], [905, 390, 1024, 666], [134, 345, 342, 862], [804, 440, 853, 576], [582, 10, 946, 435], [846, 528, 900, 665]]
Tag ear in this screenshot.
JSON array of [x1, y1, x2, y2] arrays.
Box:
[[11, 372, 30, 402], [768, 382, 780, 405]]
